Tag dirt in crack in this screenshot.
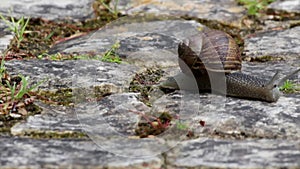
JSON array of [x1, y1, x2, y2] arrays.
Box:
[[128, 68, 164, 106]]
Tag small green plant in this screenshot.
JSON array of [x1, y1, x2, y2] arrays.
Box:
[[237, 0, 275, 16], [1, 76, 46, 114], [176, 121, 189, 130], [37, 53, 64, 60], [280, 80, 300, 93], [0, 56, 6, 80], [99, 0, 119, 17], [16, 75, 45, 99], [0, 57, 46, 114], [0, 12, 30, 48], [101, 41, 122, 64], [5, 75, 45, 102]]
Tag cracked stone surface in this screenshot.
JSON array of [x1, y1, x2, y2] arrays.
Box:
[[0, 0, 95, 21], [116, 0, 246, 28], [0, 136, 163, 168], [243, 26, 300, 60], [268, 0, 300, 14]]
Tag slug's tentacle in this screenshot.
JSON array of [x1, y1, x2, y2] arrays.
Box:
[[265, 69, 300, 90], [277, 68, 300, 86]]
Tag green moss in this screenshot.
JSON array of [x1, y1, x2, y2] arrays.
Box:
[[38, 88, 74, 106], [21, 131, 88, 139], [37, 85, 118, 106]]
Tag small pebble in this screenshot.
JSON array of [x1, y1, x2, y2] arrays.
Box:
[[9, 113, 22, 118]]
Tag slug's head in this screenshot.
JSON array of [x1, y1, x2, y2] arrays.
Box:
[[263, 69, 300, 102]]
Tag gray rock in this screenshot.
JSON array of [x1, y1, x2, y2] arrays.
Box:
[[0, 0, 94, 21], [10, 103, 84, 136], [116, 0, 246, 28], [0, 136, 163, 168], [49, 17, 203, 68], [244, 26, 300, 60], [268, 0, 300, 14], [167, 138, 300, 168], [5, 60, 139, 92], [261, 19, 300, 31], [11, 93, 171, 158], [11, 93, 147, 136], [0, 21, 14, 54]]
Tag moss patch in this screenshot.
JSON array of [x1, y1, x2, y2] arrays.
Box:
[[37, 88, 74, 106], [19, 130, 88, 139]]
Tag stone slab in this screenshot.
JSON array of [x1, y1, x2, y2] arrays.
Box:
[[10, 103, 84, 136], [116, 0, 246, 28], [11, 93, 147, 137], [11, 93, 171, 158], [0, 0, 94, 21], [167, 138, 300, 168], [0, 21, 14, 54], [5, 59, 139, 92], [0, 136, 163, 168], [49, 17, 203, 68], [243, 26, 300, 60], [268, 0, 300, 14]]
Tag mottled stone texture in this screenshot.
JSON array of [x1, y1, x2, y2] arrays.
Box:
[[11, 93, 147, 137], [0, 0, 94, 21], [0, 0, 300, 166], [11, 93, 170, 158], [153, 91, 300, 140], [0, 21, 14, 54], [167, 138, 300, 168], [5, 59, 139, 91], [49, 17, 203, 68], [268, 0, 300, 14], [0, 136, 163, 168], [244, 26, 300, 60], [116, 0, 246, 28]]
